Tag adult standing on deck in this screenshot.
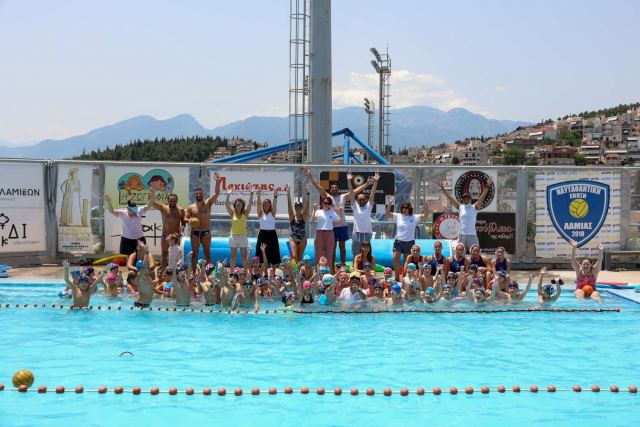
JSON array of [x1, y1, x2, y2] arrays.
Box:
[[104, 194, 152, 256], [305, 167, 371, 267], [385, 197, 429, 281], [346, 172, 379, 256], [149, 189, 186, 270], [437, 176, 493, 252], [256, 185, 283, 268], [185, 172, 222, 272]]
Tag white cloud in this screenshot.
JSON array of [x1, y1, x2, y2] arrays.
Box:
[[333, 69, 481, 112], [494, 85, 506, 93]]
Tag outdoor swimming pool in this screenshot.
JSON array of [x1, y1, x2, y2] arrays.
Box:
[[1, 282, 639, 426]]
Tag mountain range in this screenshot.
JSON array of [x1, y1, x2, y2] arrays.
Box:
[[0, 107, 529, 159]]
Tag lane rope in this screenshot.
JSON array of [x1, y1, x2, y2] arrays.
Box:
[[2, 383, 637, 396], [0, 303, 622, 315]]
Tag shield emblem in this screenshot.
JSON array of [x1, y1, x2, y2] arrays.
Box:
[[546, 180, 610, 247]]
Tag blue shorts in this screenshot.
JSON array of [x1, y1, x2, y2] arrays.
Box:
[[393, 239, 415, 255], [333, 225, 349, 242]]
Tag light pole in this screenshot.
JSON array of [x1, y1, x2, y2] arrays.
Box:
[[370, 47, 391, 157], [364, 98, 375, 162]]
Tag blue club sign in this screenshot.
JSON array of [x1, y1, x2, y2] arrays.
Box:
[[546, 180, 610, 247]]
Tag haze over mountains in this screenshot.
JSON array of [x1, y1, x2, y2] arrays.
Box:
[[0, 107, 528, 159]]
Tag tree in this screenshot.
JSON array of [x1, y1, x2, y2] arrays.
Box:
[[525, 156, 539, 166], [574, 153, 587, 166], [503, 147, 526, 165], [452, 156, 460, 165]]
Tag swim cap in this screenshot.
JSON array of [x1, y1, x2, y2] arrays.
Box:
[[391, 284, 402, 294], [387, 278, 397, 285], [282, 256, 291, 263], [83, 266, 94, 275], [508, 280, 519, 289], [318, 294, 328, 305], [229, 272, 239, 280], [108, 263, 119, 271], [407, 263, 417, 270], [205, 264, 216, 275], [303, 255, 311, 262], [71, 269, 81, 278], [319, 256, 328, 264], [135, 260, 143, 270], [322, 274, 335, 285], [302, 280, 313, 289], [542, 284, 555, 296], [198, 259, 205, 267], [473, 277, 484, 286], [498, 270, 507, 277], [319, 266, 330, 275], [470, 264, 478, 271], [163, 282, 173, 290], [383, 267, 393, 275], [447, 272, 456, 279], [251, 256, 260, 263], [78, 274, 90, 283], [443, 284, 453, 290], [106, 273, 117, 282], [425, 287, 435, 295], [274, 274, 283, 281], [258, 277, 268, 286]]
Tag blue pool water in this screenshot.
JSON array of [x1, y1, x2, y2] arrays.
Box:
[[1, 283, 639, 426]]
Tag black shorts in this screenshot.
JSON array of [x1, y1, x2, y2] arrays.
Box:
[[120, 236, 146, 256], [393, 239, 415, 256]]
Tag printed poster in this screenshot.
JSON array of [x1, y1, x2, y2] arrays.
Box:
[[451, 169, 498, 211], [535, 171, 621, 258], [0, 162, 47, 253], [104, 166, 189, 254], [56, 164, 96, 253], [209, 170, 295, 217]]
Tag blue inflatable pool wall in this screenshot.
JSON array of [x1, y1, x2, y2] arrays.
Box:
[[182, 238, 452, 267]]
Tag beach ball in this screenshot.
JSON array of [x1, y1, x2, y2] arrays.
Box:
[[191, 218, 200, 227], [12, 369, 34, 388], [569, 199, 589, 219]]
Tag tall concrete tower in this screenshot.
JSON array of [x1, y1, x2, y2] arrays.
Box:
[[308, 0, 332, 165]]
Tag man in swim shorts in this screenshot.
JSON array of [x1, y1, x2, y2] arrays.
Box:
[[149, 189, 186, 270], [185, 172, 222, 272], [132, 243, 154, 308]]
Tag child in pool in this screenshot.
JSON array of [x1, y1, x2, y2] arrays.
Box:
[[538, 271, 562, 303]]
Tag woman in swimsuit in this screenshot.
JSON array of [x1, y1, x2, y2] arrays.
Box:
[[570, 240, 604, 301], [286, 183, 311, 264], [353, 241, 376, 274], [449, 243, 469, 274]]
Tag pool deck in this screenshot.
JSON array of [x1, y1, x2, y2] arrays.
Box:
[[1, 265, 638, 285]]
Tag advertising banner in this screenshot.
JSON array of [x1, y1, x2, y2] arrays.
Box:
[[56, 164, 96, 253], [210, 170, 295, 216], [432, 212, 516, 254], [318, 171, 395, 214], [0, 162, 47, 253], [450, 169, 498, 211], [535, 171, 621, 258], [104, 166, 190, 253]]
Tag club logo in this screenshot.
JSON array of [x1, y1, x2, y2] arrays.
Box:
[[432, 213, 461, 240], [454, 171, 494, 209], [546, 180, 610, 247]]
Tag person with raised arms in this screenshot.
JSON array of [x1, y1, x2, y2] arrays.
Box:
[[538, 271, 562, 304], [148, 188, 186, 270], [346, 172, 379, 257], [256, 185, 283, 269], [185, 172, 222, 272], [63, 260, 102, 307], [437, 176, 493, 253], [286, 183, 311, 264], [305, 167, 372, 267], [570, 240, 604, 301], [131, 243, 154, 308], [311, 197, 342, 273], [104, 193, 153, 256], [224, 185, 254, 271], [385, 197, 429, 281]]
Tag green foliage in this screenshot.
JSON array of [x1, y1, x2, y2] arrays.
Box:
[[578, 102, 640, 119], [525, 156, 539, 166], [491, 146, 502, 156], [70, 136, 245, 162], [556, 128, 580, 146], [574, 153, 588, 166], [503, 147, 526, 165], [452, 156, 460, 165], [398, 147, 409, 155]]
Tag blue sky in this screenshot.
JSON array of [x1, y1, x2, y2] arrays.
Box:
[[1, 0, 638, 144]]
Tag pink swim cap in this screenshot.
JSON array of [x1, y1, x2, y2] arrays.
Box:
[[383, 267, 393, 275], [319, 256, 328, 263], [302, 280, 312, 289], [106, 273, 117, 282]]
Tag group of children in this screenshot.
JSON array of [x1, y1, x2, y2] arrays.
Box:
[[57, 235, 608, 311]]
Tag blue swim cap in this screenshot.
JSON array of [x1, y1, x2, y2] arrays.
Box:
[[71, 269, 80, 277], [78, 274, 90, 283], [318, 294, 328, 305], [387, 278, 397, 285], [407, 263, 417, 270], [163, 282, 173, 290], [135, 260, 143, 270], [303, 255, 311, 262], [319, 266, 330, 275], [425, 287, 435, 294], [391, 284, 402, 294], [322, 274, 335, 285], [205, 264, 216, 275], [258, 277, 269, 286], [543, 284, 555, 296]]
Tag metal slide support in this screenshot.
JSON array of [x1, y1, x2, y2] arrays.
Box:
[[343, 135, 350, 165]]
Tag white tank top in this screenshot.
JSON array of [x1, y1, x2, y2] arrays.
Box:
[[259, 212, 276, 230], [458, 203, 477, 235]]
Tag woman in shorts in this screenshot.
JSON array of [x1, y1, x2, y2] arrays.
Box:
[[385, 200, 429, 281], [225, 186, 254, 271]]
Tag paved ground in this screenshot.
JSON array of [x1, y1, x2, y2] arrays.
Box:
[[2, 265, 638, 284]]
